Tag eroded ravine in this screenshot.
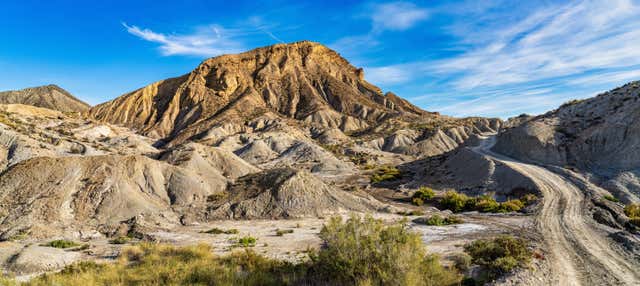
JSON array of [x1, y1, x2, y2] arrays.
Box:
[[472, 135, 640, 286]]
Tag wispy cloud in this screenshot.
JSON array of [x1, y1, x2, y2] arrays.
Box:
[[371, 2, 428, 32], [367, 0, 640, 118], [123, 23, 245, 57]]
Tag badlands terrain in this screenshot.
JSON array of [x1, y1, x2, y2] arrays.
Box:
[[0, 41, 639, 285]]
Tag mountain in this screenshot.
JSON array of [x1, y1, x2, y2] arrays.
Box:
[[0, 84, 90, 112], [494, 81, 640, 202], [89, 41, 436, 144]]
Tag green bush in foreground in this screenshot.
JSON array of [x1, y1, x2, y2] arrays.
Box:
[[464, 235, 531, 282], [42, 239, 81, 249], [314, 215, 460, 286]]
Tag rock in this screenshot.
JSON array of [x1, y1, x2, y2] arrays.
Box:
[[8, 245, 81, 274]]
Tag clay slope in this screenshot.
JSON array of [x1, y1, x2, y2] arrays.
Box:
[[0, 151, 258, 239], [0, 85, 90, 112], [88, 41, 428, 144], [208, 167, 385, 219], [493, 81, 640, 202]]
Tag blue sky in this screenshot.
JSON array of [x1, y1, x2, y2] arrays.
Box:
[[1, 0, 640, 118]]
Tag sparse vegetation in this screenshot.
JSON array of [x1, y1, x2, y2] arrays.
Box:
[[200, 227, 239, 235], [237, 236, 257, 247], [438, 191, 535, 213], [370, 165, 402, 183], [603, 194, 620, 203], [464, 235, 532, 283], [42, 239, 81, 249], [313, 215, 461, 285], [397, 209, 425, 216], [275, 229, 294, 236], [412, 187, 435, 206], [423, 214, 464, 226], [109, 236, 130, 245], [5, 215, 464, 286], [624, 203, 640, 227]]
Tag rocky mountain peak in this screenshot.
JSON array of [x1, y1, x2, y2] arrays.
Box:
[[88, 41, 427, 144]]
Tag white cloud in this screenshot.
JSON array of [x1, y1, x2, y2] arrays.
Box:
[[122, 23, 245, 57], [371, 2, 428, 31], [431, 0, 640, 90]]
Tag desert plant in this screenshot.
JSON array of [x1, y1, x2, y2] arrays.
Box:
[[451, 253, 472, 272], [313, 214, 460, 285], [464, 235, 531, 282], [275, 229, 294, 236], [625, 203, 640, 227], [440, 191, 471, 213], [603, 194, 620, 203], [109, 236, 130, 245], [423, 214, 464, 226], [42, 239, 81, 249], [370, 165, 402, 183], [200, 228, 239, 235], [498, 199, 525, 213], [237, 236, 257, 247], [412, 187, 435, 206]]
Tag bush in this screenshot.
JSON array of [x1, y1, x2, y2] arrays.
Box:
[[423, 214, 464, 226], [464, 235, 531, 281], [109, 236, 130, 245], [451, 253, 472, 272], [24, 244, 306, 286], [440, 191, 471, 213], [624, 203, 640, 218], [43, 240, 81, 249], [472, 195, 500, 213], [370, 165, 402, 183], [625, 203, 640, 227], [275, 229, 294, 236], [314, 215, 460, 285], [498, 199, 525, 213], [237, 236, 257, 247], [520, 194, 538, 205], [603, 195, 620, 203], [201, 228, 239, 235], [412, 187, 435, 206]]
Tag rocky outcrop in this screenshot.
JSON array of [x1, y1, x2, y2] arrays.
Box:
[[493, 81, 640, 202], [0, 85, 90, 112]]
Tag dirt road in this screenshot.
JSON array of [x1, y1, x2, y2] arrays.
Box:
[[472, 135, 640, 286]]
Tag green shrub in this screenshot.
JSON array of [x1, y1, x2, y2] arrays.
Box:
[[397, 210, 425, 216], [370, 165, 402, 183], [624, 203, 640, 218], [109, 236, 130, 245], [42, 239, 81, 249], [275, 229, 294, 236], [440, 191, 471, 213], [630, 217, 640, 227], [412, 187, 435, 205], [472, 195, 500, 213], [603, 195, 620, 203], [423, 214, 464, 226], [237, 236, 257, 247], [201, 228, 239, 235], [520, 194, 538, 205], [498, 199, 525, 213], [25, 244, 306, 286], [314, 215, 460, 285], [464, 235, 531, 281], [451, 253, 472, 272]]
